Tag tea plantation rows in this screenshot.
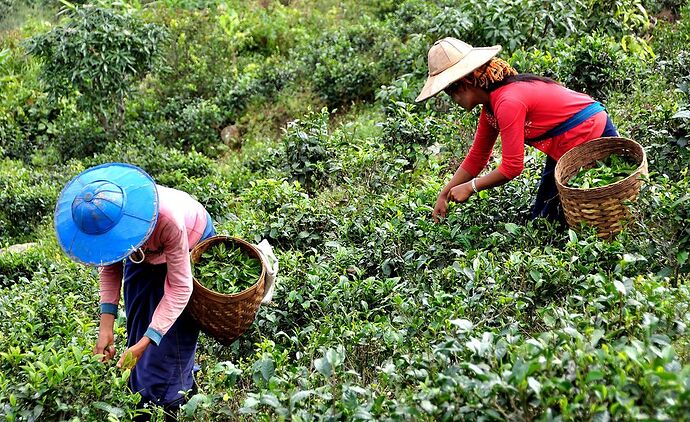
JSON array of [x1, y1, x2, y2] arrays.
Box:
[[1, 0, 690, 420]]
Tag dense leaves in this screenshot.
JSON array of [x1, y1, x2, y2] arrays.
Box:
[[27, 4, 166, 133], [194, 242, 262, 294], [2, 1, 690, 421], [568, 153, 639, 188]]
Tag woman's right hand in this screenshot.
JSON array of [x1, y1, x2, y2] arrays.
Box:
[[432, 194, 449, 223], [94, 329, 116, 362], [94, 314, 116, 362]]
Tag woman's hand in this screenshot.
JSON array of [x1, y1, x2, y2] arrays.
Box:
[[94, 313, 116, 362], [432, 194, 449, 223], [117, 337, 151, 370], [94, 329, 116, 362], [448, 182, 474, 203]]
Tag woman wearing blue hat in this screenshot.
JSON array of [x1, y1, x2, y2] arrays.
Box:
[[54, 162, 216, 417]]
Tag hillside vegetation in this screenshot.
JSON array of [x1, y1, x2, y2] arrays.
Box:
[[1, 0, 690, 420]]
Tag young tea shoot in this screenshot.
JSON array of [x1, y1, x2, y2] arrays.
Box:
[[194, 242, 262, 294], [568, 153, 638, 189]]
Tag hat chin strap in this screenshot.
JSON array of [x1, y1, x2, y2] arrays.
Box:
[[128, 248, 146, 264]]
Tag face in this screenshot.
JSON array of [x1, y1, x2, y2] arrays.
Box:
[[444, 81, 487, 111]]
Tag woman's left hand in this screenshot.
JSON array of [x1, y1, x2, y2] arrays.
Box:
[[117, 336, 151, 369], [448, 182, 474, 203]]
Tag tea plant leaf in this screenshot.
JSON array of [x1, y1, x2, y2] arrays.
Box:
[[314, 357, 332, 377], [527, 377, 542, 396], [93, 402, 124, 417], [449, 318, 473, 332], [252, 358, 275, 384], [290, 390, 314, 408], [613, 279, 627, 296]]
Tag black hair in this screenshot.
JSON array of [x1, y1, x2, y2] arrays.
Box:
[[486, 73, 559, 92]]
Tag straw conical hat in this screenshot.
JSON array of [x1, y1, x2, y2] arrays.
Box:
[[415, 37, 501, 102]]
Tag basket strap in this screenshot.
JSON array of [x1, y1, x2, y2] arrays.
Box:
[[527, 101, 605, 143]]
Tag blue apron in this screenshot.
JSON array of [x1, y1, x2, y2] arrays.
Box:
[[124, 211, 215, 407], [530, 104, 618, 224]]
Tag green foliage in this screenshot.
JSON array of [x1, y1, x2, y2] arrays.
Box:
[[301, 19, 402, 108], [0, 0, 15, 14], [157, 98, 226, 157], [456, 0, 585, 52], [229, 178, 337, 250], [511, 33, 644, 100], [194, 241, 262, 294], [0, 262, 146, 420], [568, 154, 640, 188], [0, 159, 60, 242], [631, 172, 690, 278], [27, 4, 167, 133], [281, 108, 337, 193], [0, 241, 53, 288], [558, 34, 645, 100], [0, 36, 58, 162], [3, 0, 690, 420]]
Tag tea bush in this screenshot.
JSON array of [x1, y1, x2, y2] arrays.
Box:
[[281, 108, 339, 193], [147, 6, 235, 101], [558, 34, 646, 100], [0, 159, 60, 242], [631, 172, 690, 279], [155, 98, 226, 157], [300, 19, 402, 108], [0, 36, 57, 162], [0, 261, 146, 420], [3, 0, 690, 420], [511, 34, 644, 101]]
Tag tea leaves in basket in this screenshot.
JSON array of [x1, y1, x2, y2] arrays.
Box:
[[568, 154, 638, 189], [193, 242, 262, 294]]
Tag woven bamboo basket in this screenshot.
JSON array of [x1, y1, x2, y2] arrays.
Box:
[[554, 137, 648, 237], [186, 235, 266, 345]]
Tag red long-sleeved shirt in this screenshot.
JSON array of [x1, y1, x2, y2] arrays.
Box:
[[460, 81, 607, 179]]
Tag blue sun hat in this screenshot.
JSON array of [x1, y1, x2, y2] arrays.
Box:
[[54, 163, 159, 266]]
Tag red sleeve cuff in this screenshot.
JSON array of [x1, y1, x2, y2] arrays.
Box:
[[497, 163, 523, 180]]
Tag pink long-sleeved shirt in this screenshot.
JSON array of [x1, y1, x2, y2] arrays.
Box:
[[99, 185, 208, 344], [460, 81, 607, 179]]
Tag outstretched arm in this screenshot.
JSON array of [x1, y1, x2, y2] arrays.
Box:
[[446, 168, 511, 204], [433, 109, 499, 222]]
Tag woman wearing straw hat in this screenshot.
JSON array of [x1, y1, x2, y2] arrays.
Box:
[[54, 163, 216, 418], [417, 37, 619, 224]]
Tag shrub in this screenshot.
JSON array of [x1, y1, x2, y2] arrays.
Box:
[[301, 19, 400, 108], [510, 34, 644, 101], [84, 132, 216, 183], [632, 172, 690, 279], [156, 98, 226, 157], [0, 263, 145, 420], [282, 108, 337, 193], [27, 4, 167, 133], [0, 243, 44, 288], [0, 159, 60, 242], [148, 6, 233, 101], [0, 37, 58, 162]]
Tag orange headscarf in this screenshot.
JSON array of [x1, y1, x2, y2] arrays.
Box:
[[462, 58, 517, 88]]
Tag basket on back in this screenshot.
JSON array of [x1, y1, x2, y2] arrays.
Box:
[[554, 137, 648, 237], [187, 235, 266, 345]]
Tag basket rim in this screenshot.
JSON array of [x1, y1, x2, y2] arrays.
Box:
[[191, 235, 267, 299], [555, 136, 647, 194]]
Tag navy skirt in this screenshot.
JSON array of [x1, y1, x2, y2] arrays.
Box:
[[123, 212, 215, 407], [531, 116, 619, 224]]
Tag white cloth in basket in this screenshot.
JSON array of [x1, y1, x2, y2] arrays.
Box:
[[255, 239, 278, 304]]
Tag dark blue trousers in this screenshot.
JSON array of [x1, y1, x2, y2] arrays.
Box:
[[531, 116, 619, 224], [124, 213, 215, 409]]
